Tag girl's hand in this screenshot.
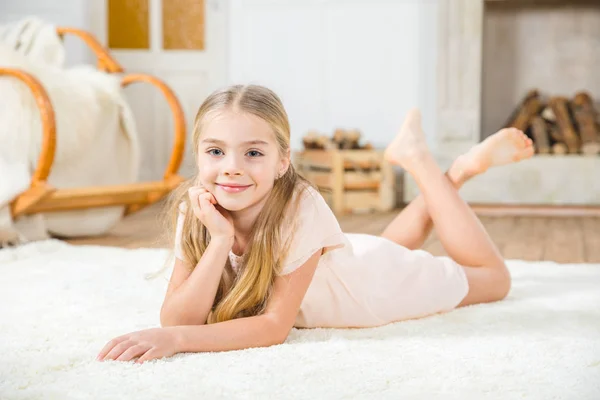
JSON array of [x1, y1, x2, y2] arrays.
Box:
[[97, 327, 180, 364], [188, 185, 235, 241]]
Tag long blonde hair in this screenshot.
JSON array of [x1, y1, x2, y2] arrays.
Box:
[[164, 84, 310, 323]]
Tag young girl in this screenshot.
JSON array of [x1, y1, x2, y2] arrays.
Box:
[[97, 84, 533, 364]]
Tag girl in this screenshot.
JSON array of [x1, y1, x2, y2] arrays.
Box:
[[97, 84, 533, 364]]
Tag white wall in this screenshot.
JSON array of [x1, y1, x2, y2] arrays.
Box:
[[1, 0, 440, 161], [0, 0, 97, 66], [228, 0, 439, 151]]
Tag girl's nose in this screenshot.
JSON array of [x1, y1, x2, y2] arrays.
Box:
[[224, 169, 243, 176], [223, 155, 244, 176]]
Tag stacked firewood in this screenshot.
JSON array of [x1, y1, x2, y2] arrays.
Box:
[[504, 89, 600, 155], [302, 129, 373, 150]]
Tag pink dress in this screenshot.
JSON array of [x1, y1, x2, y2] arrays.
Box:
[[174, 185, 469, 329]]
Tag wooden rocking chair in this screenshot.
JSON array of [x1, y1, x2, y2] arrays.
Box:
[[1, 27, 186, 220]]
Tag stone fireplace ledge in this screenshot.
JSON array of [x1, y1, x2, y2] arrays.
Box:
[[403, 155, 600, 205]]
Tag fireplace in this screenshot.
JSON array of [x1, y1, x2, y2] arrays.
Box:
[[483, 0, 600, 155], [403, 0, 600, 206]]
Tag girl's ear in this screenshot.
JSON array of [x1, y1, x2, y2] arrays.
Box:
[[279, 150, 291, 176]]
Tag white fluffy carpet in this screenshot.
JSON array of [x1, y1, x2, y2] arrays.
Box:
[[1, 240, 599, 400]]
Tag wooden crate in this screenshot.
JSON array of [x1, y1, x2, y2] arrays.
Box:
[[294, 149, 395, 214]]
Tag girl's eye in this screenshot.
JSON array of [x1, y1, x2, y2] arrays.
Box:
[[208, 149, 223, 156], [247, 150, 263, 157]]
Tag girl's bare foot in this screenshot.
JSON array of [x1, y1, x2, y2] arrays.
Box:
[[384, 108, 432, 171], [450, 128, 534, 182]]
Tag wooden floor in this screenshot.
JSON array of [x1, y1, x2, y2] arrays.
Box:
[[66, 203, 600, 264]]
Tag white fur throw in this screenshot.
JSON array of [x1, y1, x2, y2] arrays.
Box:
[[0, 17, 140, 245]]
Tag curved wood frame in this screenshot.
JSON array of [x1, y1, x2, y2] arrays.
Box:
[[56, 27, 123, 73], [0, 69, 56, 184], [120, 73, 186, 215], [1, 68, 57, 214], [121, 74, 186, 180], [5, 27, 186, 220]]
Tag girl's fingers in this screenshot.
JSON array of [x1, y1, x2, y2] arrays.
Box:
[[136, 348, 159, 364], [188, 189, 202, 216], [189, 188, 207, 200], [198, 193, 215, 211], [195, 189, 215, 204], [188, 186, 208, 196], [102, 339, 135, 361], [189, 187, 209, 204], [116, 344, 151, 362], [199, 192, 217, 206], [188, 186, 216, 220], [97, 335, 128, 360]]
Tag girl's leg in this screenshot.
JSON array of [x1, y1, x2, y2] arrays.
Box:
[[380, 162, 469, 250], [383, 109, 532, 306], [381, 128, 533, 250]]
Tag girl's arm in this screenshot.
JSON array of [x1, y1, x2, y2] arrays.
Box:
[[160, 236, 233, 327], [173, 249, 322, 352]]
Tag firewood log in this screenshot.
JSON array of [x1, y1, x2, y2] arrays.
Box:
[[318, 135, 335, 150], [572, 92, 600, 155], [344, 129, 361, 149], [541, 106, 556, 122], [549, 124, 563, 143], [531, 116, 550, 154], [505, 89, 542, 130], [549, 125, 567, 155], [552, 143, 568, 155], [333, 129, 346, 149], [549, 97, 580, 154], [303, 131, 321, 149]]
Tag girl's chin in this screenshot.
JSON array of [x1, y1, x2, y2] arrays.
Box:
[[213, 196, 249, 211]]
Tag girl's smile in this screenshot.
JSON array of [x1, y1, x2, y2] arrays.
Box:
[[216, 183, 253, 193]]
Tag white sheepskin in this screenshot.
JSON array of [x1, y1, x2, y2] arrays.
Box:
[[0, 240, 599, 400], [0, 17, 139, 244]]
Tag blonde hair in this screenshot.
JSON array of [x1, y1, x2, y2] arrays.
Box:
[[164, 84, 310, 324]]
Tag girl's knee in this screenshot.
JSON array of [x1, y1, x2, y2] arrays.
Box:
[[491, 261, 511, 301], [460, 261, 510, 306]]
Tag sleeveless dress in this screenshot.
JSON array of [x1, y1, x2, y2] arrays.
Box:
[[174, 185, 469, 329]]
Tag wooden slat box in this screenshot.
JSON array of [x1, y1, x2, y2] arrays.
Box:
[[294, 149, 395, 215]]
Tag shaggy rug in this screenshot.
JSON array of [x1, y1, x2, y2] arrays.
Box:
[[1, 240, 599, 400]]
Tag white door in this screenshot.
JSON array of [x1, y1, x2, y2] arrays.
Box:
[[90, 0, 229, 180]]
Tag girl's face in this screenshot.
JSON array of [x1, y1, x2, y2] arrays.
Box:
[[196, 109, 289, 212]]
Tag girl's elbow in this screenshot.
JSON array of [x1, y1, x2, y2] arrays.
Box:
[[160, 317, 177, 328], [273, 334, 288, 346], [259, 331, 287, 348], [160, 313, 178, 328], [267, 331, 287, 346], [159, 305, 178, 327], [264, 316, 292, 345]]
